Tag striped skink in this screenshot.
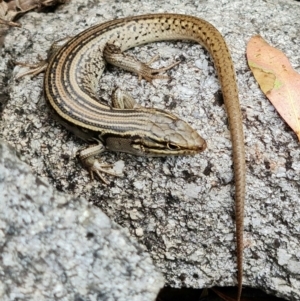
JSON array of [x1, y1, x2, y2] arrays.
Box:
[[19, 13, 246, 301]]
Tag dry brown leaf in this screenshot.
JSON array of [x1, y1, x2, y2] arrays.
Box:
[[0, 0, 69, 47], [247, 35, 300, 140]]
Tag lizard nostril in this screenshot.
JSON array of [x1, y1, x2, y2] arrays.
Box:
[[200, 140, 207, 151]]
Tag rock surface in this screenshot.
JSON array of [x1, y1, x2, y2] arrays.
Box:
[[0, 140, 164, 301], [1, 0, 300, 300]]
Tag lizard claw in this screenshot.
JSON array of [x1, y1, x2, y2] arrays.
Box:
[[78, 142, 122, 184], [82, 156, 122, 184]]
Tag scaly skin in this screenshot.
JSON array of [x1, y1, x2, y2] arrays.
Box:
[[43, 14, 246, 301]]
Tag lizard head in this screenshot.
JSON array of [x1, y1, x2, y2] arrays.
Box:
[[104, 108, 206, 156], [137, 110, 206, 156]]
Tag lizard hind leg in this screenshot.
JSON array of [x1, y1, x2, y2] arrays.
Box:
[[14, 36, 71, 79], [103, 42, 181, 83]]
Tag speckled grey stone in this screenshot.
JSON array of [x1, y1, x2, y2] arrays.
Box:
[[0, 140, 164, 301], [1, 0, 300, 300]]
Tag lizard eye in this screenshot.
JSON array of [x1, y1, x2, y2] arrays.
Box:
[[167, 143, 180, 150]]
